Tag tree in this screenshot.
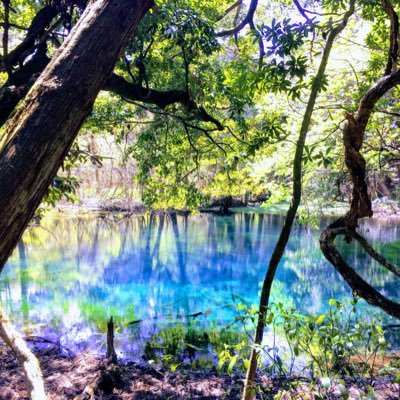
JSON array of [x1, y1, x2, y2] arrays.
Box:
[[0, 1, 156, 397], [0, 0, 155, 273], [0, 1, 220, 127], [320, 0, 400, 319], [241, 1, 356, 397], [0, 0, 227, 211]]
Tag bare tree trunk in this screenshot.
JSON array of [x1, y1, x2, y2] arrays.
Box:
[[0, 306, 47, 400], [107, 316, 117, 363], [0, 0, 153, 272]]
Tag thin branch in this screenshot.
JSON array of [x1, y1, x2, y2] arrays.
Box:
[[249, 19, 264, 67], [216, 0, 258, 37], [226, 126, 250, 144], [0, 22, 28, 30], [180, 166, 198, 182], [292, 0, 313, 23], [215, 0, 242, 22], [123, 56, 136, 82], [320, 228, 400, 319], [2, 0, 10, 73], [293, 0, 341, 18], [308, 122, 343, 147], [131, 101, 230, 154], [183, 123, 200, 169], [382, 0, 399, 76], [333, 227, 400, 278], [376, 109, 400, 118], [181, 46, 190, 93]]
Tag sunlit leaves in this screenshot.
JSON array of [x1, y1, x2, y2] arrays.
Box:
[[246, 112, 288, 156], [161, 5, 219, 56], [256, 18, 313, 96], [261, 18, 312, 57]]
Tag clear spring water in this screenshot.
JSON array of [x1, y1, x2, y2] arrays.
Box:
[[1, 212, 399, 357]]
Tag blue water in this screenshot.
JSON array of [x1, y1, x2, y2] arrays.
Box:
[[0, 212, 399, 356]]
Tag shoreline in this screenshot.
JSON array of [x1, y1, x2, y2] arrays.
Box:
[[0, 343, 398, 400], [38, 200, 400, 222]]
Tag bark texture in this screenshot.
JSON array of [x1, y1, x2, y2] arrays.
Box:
[[320, 0, 400, 320], [0, 0, 153, 272]]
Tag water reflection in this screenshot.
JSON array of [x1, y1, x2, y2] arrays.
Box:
[[0, 212, 399, 356]]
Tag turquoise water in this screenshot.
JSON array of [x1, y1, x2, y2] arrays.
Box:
[[0, 212, 399, 357]]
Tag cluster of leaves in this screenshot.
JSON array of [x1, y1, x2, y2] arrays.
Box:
[[142, 322, 247, 371], [121, 1, 220, 93], [259, 18, 313, 97], [39, 142, 102, 212], [217, 298, 387, 380], [278, 298, 387, 377]]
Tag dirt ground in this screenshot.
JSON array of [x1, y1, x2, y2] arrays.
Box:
[[0, 344, 246, 400], [0, 343, 399, 399]]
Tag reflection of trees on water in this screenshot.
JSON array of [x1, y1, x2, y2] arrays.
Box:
[[1, 213, 400, 333], [18, 240, 29, 324], [170, 213, 190, 317]]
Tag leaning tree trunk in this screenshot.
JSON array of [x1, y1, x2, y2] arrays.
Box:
[[0, 0, 153, 273]]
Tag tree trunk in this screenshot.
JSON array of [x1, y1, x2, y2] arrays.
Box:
[[0, 306, 47, 400], [320, 0, 400, 320], [0, 0, 153, 272], [242, 2, 355, 398], [106, 316, 117, 363]]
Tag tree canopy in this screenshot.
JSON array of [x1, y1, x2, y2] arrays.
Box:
[[2, 0, 400, 398]]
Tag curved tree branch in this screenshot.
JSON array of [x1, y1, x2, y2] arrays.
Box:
[[0, 4, 58, 72], [320, 0, 400, 319], [327, 227, 400, 278], [215, 0, 243, 23], [216, 0, 258, 37], [103, 75, 224, 129], [382, 0, 399, 76], [0, 63, 223, 130], [320, 229, 400, 318]]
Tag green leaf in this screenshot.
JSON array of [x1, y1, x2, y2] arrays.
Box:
[[228, 355, 238, 375]]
